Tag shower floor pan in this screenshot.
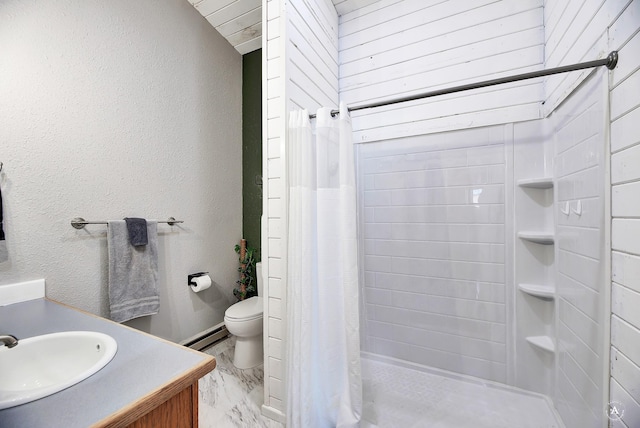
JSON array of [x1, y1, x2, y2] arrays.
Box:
[[361, 355, 564, 428]]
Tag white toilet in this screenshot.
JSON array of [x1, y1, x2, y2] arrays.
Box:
[[224, 262, 264, 369]]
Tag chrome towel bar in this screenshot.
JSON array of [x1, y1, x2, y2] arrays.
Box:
[[71, 217, 183, 229]]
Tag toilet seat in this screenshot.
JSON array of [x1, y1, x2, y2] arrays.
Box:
[[224, 296, 263, 321]]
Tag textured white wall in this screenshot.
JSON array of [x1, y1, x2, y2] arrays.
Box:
[[0, 0, 242, 343]]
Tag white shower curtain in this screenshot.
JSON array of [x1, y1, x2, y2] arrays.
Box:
[[286, 102, 362, 428]]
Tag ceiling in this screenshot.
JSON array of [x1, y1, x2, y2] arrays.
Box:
[[187, 0, 380, 55]]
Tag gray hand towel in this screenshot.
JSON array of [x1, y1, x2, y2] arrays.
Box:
[[107, 220, 159, 323], [0, 185, 5, 241], [124, 217, 148, 246]]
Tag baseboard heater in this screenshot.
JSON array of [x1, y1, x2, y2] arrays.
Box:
[[180, 322, 229, 351]]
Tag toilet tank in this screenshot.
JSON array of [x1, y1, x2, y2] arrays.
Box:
[[256, 262, 262, 296]]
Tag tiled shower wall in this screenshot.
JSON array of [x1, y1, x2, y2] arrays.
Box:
[[358, 125, 509, 382], [553, 70, 607, 428]]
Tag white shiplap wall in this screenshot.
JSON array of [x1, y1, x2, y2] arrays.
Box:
[[609, 2, 640, 427], [332, 0, 380, 14], [263, 0, 339, 420], [542, 0, 631, 115], [545, 1, 640, 427], [263, 0, 284, 418], [338, 0, 545, 143], [263, 0, 286, 419]]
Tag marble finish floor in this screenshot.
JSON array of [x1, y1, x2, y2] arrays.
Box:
[[198, 337, 283, 428], [198, 340, 563, 428]]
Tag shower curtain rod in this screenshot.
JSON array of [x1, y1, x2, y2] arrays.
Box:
[[308, 51, 619, 119]]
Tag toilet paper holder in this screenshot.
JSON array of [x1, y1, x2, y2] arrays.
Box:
[[188, 272, 209, 287]]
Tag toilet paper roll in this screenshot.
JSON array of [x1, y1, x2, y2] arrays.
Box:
[[190, 274, 212, 293]]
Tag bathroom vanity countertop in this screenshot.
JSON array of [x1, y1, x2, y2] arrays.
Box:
[[0, 298, 216, 428]]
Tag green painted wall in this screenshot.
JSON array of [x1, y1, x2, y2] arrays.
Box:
[[242, 49, 262, 262]]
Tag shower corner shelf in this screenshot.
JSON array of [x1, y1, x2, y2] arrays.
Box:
[[517, 231, 555, 245], [517, 177, 554, 189], [526, 335, 556, 353], [518, 283, 555, 299]]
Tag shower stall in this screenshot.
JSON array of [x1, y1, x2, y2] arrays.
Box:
[[355, 68, 609, 427], [260, 1, 633, 427]]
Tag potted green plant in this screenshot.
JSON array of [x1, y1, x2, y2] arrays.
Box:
[[234, 239, 259, 301]]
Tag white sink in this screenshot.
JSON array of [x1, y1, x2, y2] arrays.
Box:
[[0, 331, 117, 409]]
